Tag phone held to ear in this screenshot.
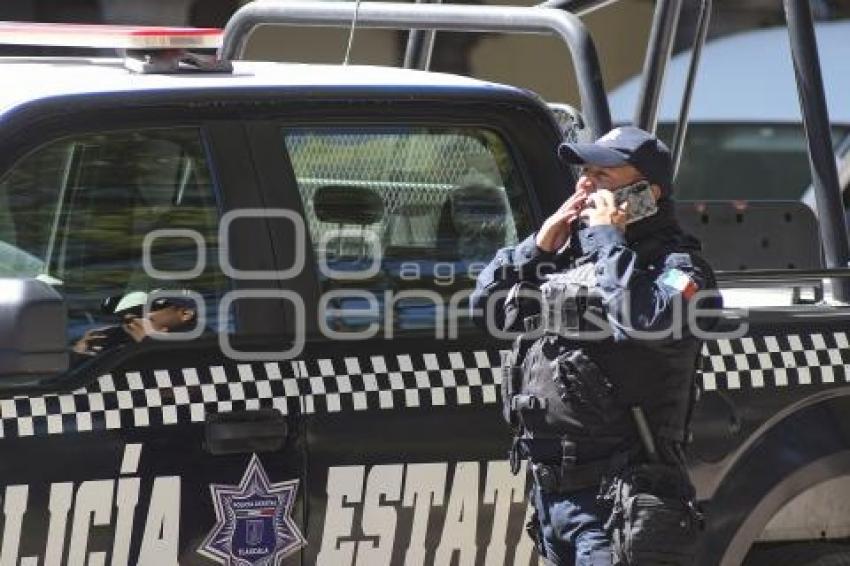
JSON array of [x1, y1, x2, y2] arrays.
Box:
[[614, 180, 658, 224]]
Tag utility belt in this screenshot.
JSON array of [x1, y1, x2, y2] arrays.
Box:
[[521, 413, 702, 566], [533, 461, 611, 493], [517, 438, 613, 493]]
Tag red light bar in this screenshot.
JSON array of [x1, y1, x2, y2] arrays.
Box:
[[0, 22, 222, 50]]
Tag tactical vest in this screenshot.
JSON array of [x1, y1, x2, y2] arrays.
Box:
[[502, 253, 702, 480]]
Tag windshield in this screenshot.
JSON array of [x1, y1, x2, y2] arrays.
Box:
[[657, 123, 850, 201], [0, 128, 227, 341]]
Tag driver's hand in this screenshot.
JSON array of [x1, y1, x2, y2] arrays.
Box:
[[73, 329, 107, 355], [123, 316, 157, 343]]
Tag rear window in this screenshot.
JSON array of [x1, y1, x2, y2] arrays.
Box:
[[282, 126, 533, 336], [658, 123, 850, 201]]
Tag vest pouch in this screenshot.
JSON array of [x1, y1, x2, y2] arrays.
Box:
[[501, 336, 537, 426], [540, 264, 610, 339], [504, 281, 542, 332], [555, 349, 616, 424]]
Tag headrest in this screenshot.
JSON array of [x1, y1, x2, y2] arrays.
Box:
[[449, 184, 509, 231], [313, 185, 384, 225]]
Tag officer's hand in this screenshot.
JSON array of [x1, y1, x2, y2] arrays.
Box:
[[535, 185, 589, 252], [581, 190, 629, 231]]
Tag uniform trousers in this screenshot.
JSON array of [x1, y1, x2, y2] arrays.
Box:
[[534, 483, 613, 566]]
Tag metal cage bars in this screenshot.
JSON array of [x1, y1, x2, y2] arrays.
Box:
[[219, 0, 612, 139]]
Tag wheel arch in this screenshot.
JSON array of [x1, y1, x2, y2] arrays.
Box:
[[697, 394, 850, 566]]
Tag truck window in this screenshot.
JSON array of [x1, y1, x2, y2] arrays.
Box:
[[283, 126, 532, 336], [0, 128, 226, 341], [657, 123, 850, 201]]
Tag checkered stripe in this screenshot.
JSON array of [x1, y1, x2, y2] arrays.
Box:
[[0, 363, 301, 439], [291, 350, 501, 414], [699, 332, 850, 391], [0, 350, 502, 438], [3, 334, 850, 439]]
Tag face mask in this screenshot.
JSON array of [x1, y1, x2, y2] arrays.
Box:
[[613, 180, 658, 224]]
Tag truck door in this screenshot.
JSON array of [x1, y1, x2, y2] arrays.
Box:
[[246, 100, 564, 566], [0, 114, 307, 565]]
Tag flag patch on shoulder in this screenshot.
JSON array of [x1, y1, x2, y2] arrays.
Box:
[[660, 268, 699, 299]]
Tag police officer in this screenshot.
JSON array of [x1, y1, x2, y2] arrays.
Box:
[[73, 290, 200, 357], [472, 127, 717, 565]]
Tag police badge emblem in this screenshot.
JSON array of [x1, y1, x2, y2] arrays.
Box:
[[199, 454, 306, 565]]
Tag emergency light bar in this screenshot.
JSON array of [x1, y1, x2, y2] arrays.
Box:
[[0, 22, 222, 50]]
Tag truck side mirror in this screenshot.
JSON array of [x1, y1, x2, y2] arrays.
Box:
[[0, 279, 68, 378]]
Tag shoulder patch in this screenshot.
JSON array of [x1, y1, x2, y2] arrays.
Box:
[[660, 268, 699, 300]]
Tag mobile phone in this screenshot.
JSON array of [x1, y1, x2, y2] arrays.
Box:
[[86, 324, 131, 351], [614, 180, 658, 224]]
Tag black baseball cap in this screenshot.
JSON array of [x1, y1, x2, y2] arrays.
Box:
[[558, 126, 673, 196], [151, 293, 196, 311]]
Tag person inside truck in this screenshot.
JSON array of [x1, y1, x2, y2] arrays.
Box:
[[73, 290, 199, 357], [473, 127, 717, 565]]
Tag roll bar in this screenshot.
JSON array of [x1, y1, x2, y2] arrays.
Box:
[[402, 0, 616, 73], [670, 0, 711, 180], [219, 0, 612, 138], [536, 0, 619, 13], [632, 0, 682, 133], [628, 0, 850, 298], [218, 0, 849, 295], [783, 0, 850, 301], [402, 0, 440, 71]]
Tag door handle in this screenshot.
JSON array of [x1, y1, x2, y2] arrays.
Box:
[[204, 408, 288, 455]]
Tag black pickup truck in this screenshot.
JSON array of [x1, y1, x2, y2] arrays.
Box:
[[0, 1, 847, 565]]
